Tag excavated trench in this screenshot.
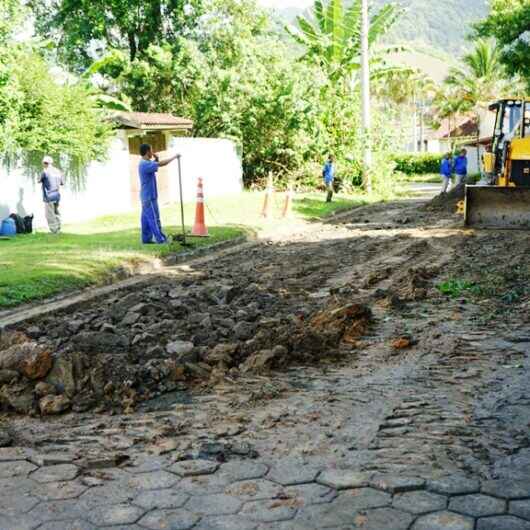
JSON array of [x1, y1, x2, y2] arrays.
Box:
[[1, 194, 529, 480]]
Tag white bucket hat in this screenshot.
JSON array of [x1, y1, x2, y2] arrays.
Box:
[[42, 156, 53, 165]]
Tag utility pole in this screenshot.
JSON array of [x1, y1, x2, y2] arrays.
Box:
[[360, 0, 372, 193], [418, 104, 424, 152], [412, 92, 418, 152]]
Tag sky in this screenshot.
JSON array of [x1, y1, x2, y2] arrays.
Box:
[[258, 0, 312, 8]]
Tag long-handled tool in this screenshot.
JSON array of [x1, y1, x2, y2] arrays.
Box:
[[171, 154, 193, 247]]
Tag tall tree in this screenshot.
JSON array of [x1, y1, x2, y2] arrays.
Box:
[[286, 0, 400, 82], [0, 0, 112, 181], [445, 38, 508, 109], [376, 69, 436, 152], [443, 38, 513, 167], [29, 0, 204, 69], [475, 0, 530, 88]]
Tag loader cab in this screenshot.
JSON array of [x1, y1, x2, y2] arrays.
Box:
[[489, 99, 530, 186]]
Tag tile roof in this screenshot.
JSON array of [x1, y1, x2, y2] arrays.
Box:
[[441, 117, 478, 139], [113, 112, 193, 130]]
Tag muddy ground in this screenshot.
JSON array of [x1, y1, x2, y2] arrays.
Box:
[[1, 191, 529, 481]]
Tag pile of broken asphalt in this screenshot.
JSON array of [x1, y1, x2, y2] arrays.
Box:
[[0, 278, 376, 417]]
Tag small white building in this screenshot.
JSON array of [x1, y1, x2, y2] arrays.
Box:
[[0, 112, 243, 228], [410, 107, 497, 175]]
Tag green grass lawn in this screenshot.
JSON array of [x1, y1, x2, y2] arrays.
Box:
[[0, 191, 367, 308]]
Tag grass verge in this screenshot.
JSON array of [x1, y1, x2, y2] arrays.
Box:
[[0, 191, 368, 308]]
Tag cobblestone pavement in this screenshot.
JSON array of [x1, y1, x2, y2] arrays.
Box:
[[1, 448, 530, 530], [1, 196, 530, 529]]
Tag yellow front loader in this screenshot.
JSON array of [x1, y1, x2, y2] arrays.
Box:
[[465, 98, 530, 228]]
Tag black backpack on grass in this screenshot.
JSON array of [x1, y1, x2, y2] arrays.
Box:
[[9, 213, 34, 234], [23, 215, 34, 234], [9, 214, 25, 234]]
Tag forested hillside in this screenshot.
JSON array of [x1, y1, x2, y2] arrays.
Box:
[[276, 0, 488, 55]]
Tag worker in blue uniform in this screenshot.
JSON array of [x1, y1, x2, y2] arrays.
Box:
[[454, 149, 468, 186], [440, 153, 453, 194], [139, 143, 179, 244], [323, 154, 335, 203]]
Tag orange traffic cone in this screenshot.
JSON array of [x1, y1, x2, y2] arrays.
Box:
[[191, 177, 209, 237], [282, 183, 294, 218], [261, 173, 274, 219]]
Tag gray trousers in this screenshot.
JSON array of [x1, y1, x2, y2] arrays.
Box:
[[45, 202, 61, 233], [325, 182, 334, 202], [441, 176, 451, 193]]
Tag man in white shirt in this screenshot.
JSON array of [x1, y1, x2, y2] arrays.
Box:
[[38, 156, 64, 234]]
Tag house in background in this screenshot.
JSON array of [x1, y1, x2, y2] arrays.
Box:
[[409, 107, 497, 175], [1, 112, 243, 228]]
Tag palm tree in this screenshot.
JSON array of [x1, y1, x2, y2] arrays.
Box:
[[445, 38, 509, 110], [443, 38, 515, 167], [432, 86, 468, 149], [286, 0, 401, 83]]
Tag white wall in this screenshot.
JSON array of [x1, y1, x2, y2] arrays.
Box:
[[0, 135, 131, 229], [166, 137, 243, 204], [0, 135, 243, 228]]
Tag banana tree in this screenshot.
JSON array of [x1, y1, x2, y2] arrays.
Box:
[[286, 0, 401, 83]]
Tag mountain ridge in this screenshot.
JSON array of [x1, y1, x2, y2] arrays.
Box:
[[273, 0, 489, 56]]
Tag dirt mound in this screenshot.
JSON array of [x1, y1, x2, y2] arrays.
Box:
[[425, 184, 465, 212], [0, 291, 373, 416]]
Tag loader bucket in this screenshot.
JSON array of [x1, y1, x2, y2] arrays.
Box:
[[465, 186, 530, 229]]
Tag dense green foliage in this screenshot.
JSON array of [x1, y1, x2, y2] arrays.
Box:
[[77, 0, 403, 191], [282, 0, 404, 193], [445, 38, 512, 109], [392, 153, 444, 175], [475, 0, 530, 89], [431, 38, 518, 160], [8, 52, 113, 182], [29, 0, 204, 69], [286, 0, 400, 81], [0, 2, 113, 182]]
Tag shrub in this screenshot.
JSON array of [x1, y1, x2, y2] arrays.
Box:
[[392, 153, 444, 175]]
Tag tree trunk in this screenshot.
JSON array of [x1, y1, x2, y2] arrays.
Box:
[[128, 33, 137, 62], [419, 104, 424, 152], [412, 93, 418, 152]]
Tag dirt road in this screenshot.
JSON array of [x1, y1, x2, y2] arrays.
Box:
[[1, 192, 529, 530]]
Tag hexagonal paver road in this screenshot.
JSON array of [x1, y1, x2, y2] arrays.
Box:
[[449, 494, 506, 518], [2, 448, 530, 530]]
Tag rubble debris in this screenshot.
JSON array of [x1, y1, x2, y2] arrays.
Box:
[[0, 341, 53, 380], [0, 293, 372, 415], [396, 267, 437, 301], [425, 184, 465, 212], [392, 337, 413, 350], [34, 382, 57, 398], [39, 394, 71, 415]]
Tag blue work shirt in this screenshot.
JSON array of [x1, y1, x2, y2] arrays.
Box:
[[440, 159, 452, 178], [454, 155, 468, 176], [323, 162, 335, 184], [139, 159, 160, 202], [39, 169, 63, 203]]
